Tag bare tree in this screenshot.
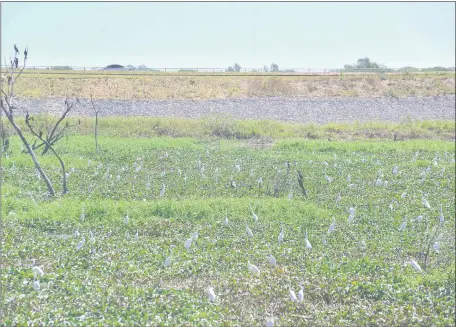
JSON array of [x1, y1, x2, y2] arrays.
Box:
[[26, 99, 81, 155], [90, 94, 101, 152], [1, 45, 75, 197]]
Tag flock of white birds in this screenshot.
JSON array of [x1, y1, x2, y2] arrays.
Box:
[[27, 149, 453, 327]]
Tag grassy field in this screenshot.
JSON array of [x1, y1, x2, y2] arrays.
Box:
[[1, 122, 455, 326], [5, 73, 455, 99]]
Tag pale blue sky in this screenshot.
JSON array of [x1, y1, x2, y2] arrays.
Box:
[[1, 2, 455, 69]]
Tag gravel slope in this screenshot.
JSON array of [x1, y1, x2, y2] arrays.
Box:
[[14, 95, 455, 124]]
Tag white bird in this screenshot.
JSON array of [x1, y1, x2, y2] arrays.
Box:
[[328, 218, 335, 234], [76, 237, 85, 250], [250, 206, 259, 222], [406, 259, 423, 273], [422, 197, 431, 209], [392, 166, 399, 175], [346, 174, 351, 182], [266, 317, 275, 327], [268, 253, 277, 266], [207, 287, 216, 302], [89, 231, 95, 244], [438, 205, 444, 223], [246, 224, 254, 238], [184, 238, 192, 250], [32, 266, 44, 278], [33, 278, 40, 291], [375, 178, 383, 187], [336, 193, 341, 203], [248, 261, 260, 275], [124, 213, 129, 224], [325, 173, 332, 183], [289, 288, 298, 302], [231, 180, 237, 188], [164, 245, 175, 267], [74, 229, 80, 238], [433, 242, 440, 253], [191, 232, 199, 241], [401, 192, 407, 199], [305, 230, 312, 249], [134, 230, 139, 241], [298, 285, 304, 303], [235, 164, 241, 172], [349, 207, 356, 216], [383, 181, 388, 187], [278, 225, 284, 245], [416, 215, 423, 222], [399, 219, 407, 231], [224, 213, 229, 226], [348, 214, 355, 223], [257, 177, 263, 186], [287, 192, 293, 200], [80, 204, 85, 222], [160, 184, 166, 197]]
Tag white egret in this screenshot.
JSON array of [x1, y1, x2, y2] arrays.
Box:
[[375, 178, 382, 187], [235, 164, 241, 172], [191, 232, 199, 242], [266, 317, 275, 327], [406, 259, 423, 273], [160, 184, 166, 197], [164, 245, 175, 267], [248, 261, 260, 275], [278, 225, 284, 245], [32, 266, 44, 279], [184, 238, 192, 250], [224, 213, 229, 226], [124, 213, 129, 224], [298, 284, 304, 303], [207, 287, 216, 302], [268, 245, 277, 266], [250, 206, 259, 223], [383, 181, 388, 187], [287, 192, 293, 200], [74, 229, 80, 238], [392, 166, 399, 175], [80, 204, 85, 222], [246, 224, 254, 238], [433, 242, 440, 253], [289, 288, 298, 302], [89, 231, 95, 244], [416, 215, 423, 222], [349, 207, 356, 216], [438, 204, 444, 223], [305, 230, 312, 250], [231, 180, 237, 188], [346, 175, 351, 182], [422, 197, 431, 209], [348, 214, 355, 223], [76, 237, 85, 250], [336, 193, 341, 203], [399, 219, 407, 231], [328, 218, 335, 234], [401, 192, 407, 199], [324, 173, 332, 184], [33, 278, 40, 291], [257, 177, 263, 187], [134, 230, 139, 241]]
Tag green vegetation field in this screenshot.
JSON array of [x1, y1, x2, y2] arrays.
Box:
[[1, 118, 455, 326]]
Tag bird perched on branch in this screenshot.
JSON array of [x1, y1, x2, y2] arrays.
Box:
[[14, 44, 19, 54], [24, 47, 28, 60], [14, 58, 18, 68], [297, 171, 307, 197]]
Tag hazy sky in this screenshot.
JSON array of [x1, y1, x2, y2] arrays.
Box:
[[1, 2, 455, 69]]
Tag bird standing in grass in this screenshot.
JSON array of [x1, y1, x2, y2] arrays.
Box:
[[207, 287, 216, 302], [164, 245, 175, 267], [289, 288, 298, 302], [278, 224, 284, 245], [305, 230, 312, 250], [297, 171, 307, 196], [250, 206, 259, 223], [248, 261, 260, 275], [298, 284, 304, 303], [14, 44, 19, 55], [406, 259, 423, 273], [246, 224, 254, 238]]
